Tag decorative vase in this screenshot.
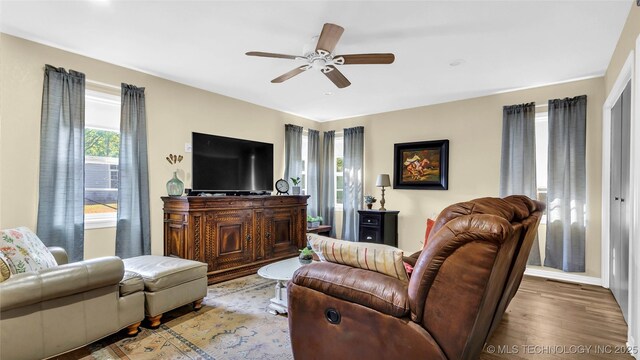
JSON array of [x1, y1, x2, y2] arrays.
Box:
[[366, 203, 373, 209], [292, 186, 301, 195], [166, 171, 184, 196]]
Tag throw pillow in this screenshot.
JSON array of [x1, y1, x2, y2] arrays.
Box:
[[403, 261, 414, 277], [422, 218, 435, 249], [0, 227, 58, 275], [307, 234, 409, 283], [0, 253, 10, 282]]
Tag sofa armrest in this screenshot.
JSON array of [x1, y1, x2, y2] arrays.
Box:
[[290, 261, 410, 317], [48, 246, 68, 265], [0, 256, 124, 311]]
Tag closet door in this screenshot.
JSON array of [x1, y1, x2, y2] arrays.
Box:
[[609, 81, 631, 323], [618, 82, 631, 322], [610, 90, 622, 315]]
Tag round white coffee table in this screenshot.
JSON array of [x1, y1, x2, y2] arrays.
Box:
[[257, 257, 309, 315]]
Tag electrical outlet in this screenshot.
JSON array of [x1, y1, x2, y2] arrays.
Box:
[[185, 143, 192, 153]]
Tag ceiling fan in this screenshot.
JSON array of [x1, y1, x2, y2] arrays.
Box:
[[246, 23, 395, 89]]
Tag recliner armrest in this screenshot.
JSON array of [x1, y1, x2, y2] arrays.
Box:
[[291, 261, 410, 317], [48, 246, 68, 265], [0, 256, 124, 311]]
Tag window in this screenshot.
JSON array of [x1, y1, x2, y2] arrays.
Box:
[[301, 131, 308, 192], [535, 112, 548, 222], [85, 89, 120, 228], [297, 131, 342, 206], [335, 134, 344, 208]]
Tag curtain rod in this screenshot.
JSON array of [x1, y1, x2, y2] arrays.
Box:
[[86, 79, 120, 91]]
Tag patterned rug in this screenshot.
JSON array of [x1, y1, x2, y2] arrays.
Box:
[[57, 275, 292, 360]]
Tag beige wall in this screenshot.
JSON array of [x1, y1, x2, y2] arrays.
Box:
[[0, 33, 607, 277], [605, 4, 640, 94], [0, 34, 316, 258], [321, 77, 605, 277]]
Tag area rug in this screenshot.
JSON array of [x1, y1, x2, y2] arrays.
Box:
[[57, 275, 292, 360]]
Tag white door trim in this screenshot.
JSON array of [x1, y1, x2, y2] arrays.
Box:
[[628, 34, 640, 359], [601, 51, 634, 289]]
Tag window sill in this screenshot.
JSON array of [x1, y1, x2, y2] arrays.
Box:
[[85, 216, 117, 229]]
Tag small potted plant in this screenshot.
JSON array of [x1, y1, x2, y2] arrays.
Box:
[[364, 195, 377, 209], [290, 177, 301, 195], [307, 215, 323, 228], [299, 246, 314, 265]]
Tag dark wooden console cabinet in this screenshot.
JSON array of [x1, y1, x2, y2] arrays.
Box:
[[162, 195, 309, 284]]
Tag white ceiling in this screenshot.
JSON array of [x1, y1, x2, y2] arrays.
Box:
[[0, 1, 632, 121]]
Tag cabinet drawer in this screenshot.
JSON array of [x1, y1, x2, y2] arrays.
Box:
[[359, 226, 382, 244], [360, 214, 380, 226], [263, 196, 307, 207], [205, 200, 255, 209]]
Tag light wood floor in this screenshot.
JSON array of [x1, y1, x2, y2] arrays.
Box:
[[481, 276, 633, 359]]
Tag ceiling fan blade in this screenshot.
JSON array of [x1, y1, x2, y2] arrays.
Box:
[[315, 23, 344, 54], [322, 65, 351, 88], [334, 53, 395, 65], [246, 51, 300, 60], [271, 66, 309, 83]]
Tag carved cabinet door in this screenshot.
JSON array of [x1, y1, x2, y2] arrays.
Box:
[[264, 207, 299, 258], [203, 209, 253, 272], [164, 212, 188, 258]]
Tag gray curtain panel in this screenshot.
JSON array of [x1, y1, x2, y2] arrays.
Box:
[[116, 83, 151, 258], [544, 95, 587, 272], [284, 124, 303, 186], [499, 102, 541, 265], [341, 126, 364, 241], [307, 129, 320, 217], [320, 131, 336, 237], [36, 65, 86, 262]]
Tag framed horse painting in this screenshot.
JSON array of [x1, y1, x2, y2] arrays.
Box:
[[393, 140, 449, 190]]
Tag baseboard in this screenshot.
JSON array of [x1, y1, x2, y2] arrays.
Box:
[[524, 268, 602, 286]]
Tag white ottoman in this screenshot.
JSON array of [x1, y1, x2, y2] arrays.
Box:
[[123, 255, 208, 328]]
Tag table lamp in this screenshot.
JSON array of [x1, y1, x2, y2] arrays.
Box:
[[376, 174, 391, 211]]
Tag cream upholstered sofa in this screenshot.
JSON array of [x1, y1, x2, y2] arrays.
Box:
[[0, 242, 145, 360]]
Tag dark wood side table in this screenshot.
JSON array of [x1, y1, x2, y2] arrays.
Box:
[[307, 224, 332, 237], [357, 210, 399, 247]]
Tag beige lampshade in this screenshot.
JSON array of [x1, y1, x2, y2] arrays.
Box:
[[376, 174, 391, 187]]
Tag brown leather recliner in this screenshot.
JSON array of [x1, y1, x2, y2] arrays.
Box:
[[288, 196, 544, 360]]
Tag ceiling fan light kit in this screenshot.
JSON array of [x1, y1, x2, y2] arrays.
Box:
[[246, 23, 395, 89]]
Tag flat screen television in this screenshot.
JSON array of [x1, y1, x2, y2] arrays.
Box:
[[192, 132, 274, 193]]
